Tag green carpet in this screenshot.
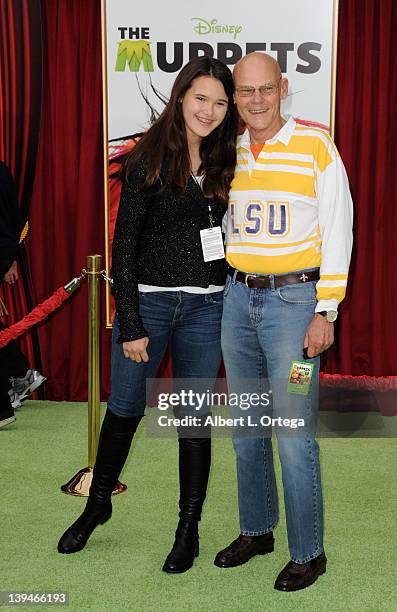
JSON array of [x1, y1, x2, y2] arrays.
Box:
[[1, 401, 396, 611]]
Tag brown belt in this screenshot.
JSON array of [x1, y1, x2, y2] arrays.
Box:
[[227, 266, 320, 289]]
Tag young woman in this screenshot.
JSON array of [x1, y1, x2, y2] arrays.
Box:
[[57, 56, 238, 573]]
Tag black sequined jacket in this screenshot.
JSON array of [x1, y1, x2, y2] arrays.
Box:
[[112, 162, 227, 342]]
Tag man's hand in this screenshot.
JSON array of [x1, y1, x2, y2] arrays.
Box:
[[303, 314, 334, 358], [4, 261, 18, 283], [122, 337, 149, 363]]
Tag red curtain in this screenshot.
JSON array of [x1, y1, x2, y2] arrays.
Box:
[[0, 0, 42, 375], [26, 0, 397, 400], [331, 0, 397, 376], [28, 0, 110, 400]]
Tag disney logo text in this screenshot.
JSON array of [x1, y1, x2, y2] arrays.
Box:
[[192, 18, 243, 39]]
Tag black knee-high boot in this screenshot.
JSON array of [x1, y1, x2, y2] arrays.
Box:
[[162, 435, 211, 573], [57, 409, 142, 554]]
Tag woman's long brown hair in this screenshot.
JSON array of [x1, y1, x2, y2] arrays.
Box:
[[122, 56, 238, 205]]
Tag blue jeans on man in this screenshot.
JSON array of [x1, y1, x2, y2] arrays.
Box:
[[221, 271, 323, 564]]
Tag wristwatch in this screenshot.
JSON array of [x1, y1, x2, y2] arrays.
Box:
[[318, 310, 338, 323]]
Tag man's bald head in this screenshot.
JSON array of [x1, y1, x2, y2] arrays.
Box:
[[234, 52, 281, 83], [232, 52, 288, 143]]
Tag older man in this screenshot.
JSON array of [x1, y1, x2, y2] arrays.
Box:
[[214, 53, 353, 591]]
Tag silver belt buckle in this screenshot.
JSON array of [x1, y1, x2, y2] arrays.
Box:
[[245, 274, 257, 287]]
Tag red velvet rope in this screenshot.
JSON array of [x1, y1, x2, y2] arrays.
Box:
[[0, 286, 69, 347]]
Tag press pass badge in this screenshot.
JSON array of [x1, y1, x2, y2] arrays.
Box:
[[200, 226, 225, 262], [287, 361, 314, 395]]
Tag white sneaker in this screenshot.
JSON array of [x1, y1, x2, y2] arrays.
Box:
[[9, 369, 46, 403], [8, 390, 22, 409]]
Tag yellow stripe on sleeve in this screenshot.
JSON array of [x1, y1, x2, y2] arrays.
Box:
[[320, 274, 348, 280], [316, 285, 347, 302]]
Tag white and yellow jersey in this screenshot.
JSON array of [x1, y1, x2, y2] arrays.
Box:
[[225, 117, 353, 312]]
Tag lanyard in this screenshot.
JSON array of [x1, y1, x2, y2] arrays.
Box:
[[191, 174, 215, 228]]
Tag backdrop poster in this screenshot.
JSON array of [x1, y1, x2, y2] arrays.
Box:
[[102, 0, 338, 325]]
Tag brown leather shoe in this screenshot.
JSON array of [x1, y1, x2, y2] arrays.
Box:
[[214, 532, 274, 568], [274, 552, 327, 591]]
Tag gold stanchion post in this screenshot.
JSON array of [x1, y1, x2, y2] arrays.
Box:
[[61, 255, 126, 496], [87, 254, 101, 468]]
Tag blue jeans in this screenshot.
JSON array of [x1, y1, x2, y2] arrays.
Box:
[[108, 291, 223, 417], [221, 272, 323, 563]]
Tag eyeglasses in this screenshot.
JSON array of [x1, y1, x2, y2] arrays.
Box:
[[236, 78, 282, 98]]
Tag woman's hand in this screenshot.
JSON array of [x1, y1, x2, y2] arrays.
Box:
[[122, 337, 149, 363]]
